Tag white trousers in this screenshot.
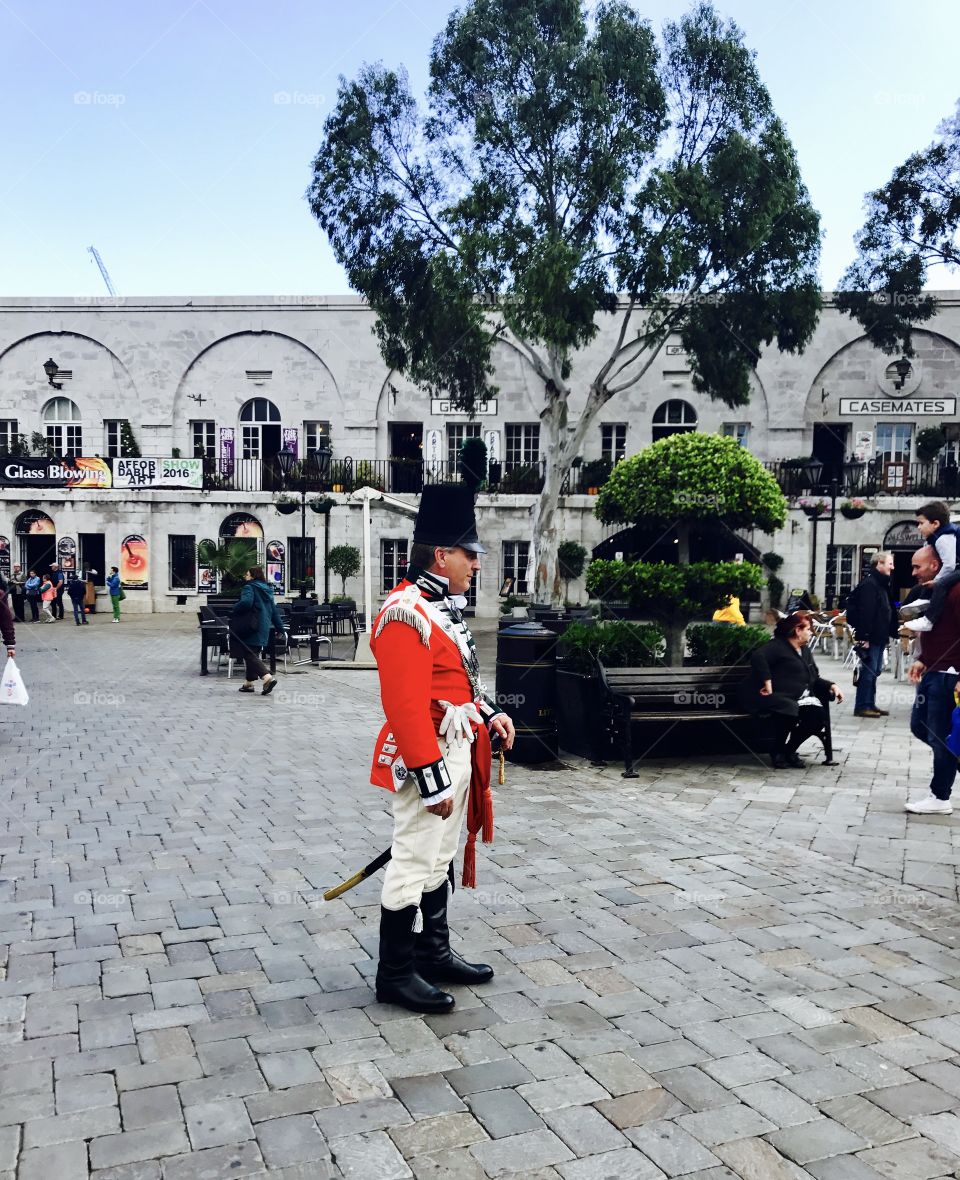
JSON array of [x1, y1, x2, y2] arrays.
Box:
[[381, 734, 473, 911]]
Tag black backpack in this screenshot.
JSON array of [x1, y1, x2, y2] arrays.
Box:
[[845, 580, 866, 633]]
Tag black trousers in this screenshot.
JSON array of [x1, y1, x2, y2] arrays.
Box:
[[773, 706, 826, 753], [10, 591, 25, 622], [26, 596, 39, 621], [53, 589, 65, 619]]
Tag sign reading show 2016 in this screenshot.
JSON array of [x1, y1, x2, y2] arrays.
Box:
[[839, 398, 957, 415]]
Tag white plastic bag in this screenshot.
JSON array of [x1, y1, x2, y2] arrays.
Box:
[[1, 657, 29, 706]]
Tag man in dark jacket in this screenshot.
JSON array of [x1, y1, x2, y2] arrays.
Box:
[[0, 575, 16, 660], [850, 551, 897, 718]]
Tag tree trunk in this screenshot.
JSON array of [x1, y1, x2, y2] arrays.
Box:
[[664, 620, 685, 667], [532, 447, 564, 606]]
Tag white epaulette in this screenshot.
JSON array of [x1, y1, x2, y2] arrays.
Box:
[[374, 584, 432, 647]]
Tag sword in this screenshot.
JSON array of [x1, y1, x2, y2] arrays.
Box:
[[323, 750, 506, 901]]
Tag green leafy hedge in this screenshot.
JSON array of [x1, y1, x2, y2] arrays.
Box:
[[559, 620, 665, 674], [685, 623, 769, 667], [585, 560, 764, 622]]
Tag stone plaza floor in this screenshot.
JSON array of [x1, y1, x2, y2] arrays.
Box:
[[2, 613, 960, 1179]]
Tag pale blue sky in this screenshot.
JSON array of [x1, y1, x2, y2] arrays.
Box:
[[1, 0, 957, 297]]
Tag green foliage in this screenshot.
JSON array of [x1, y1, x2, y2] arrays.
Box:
[[499, 594, 530, 615], [586, 559, 763, 624], [767, 574, 785, 609], [328, 545, 361, 596], [353, 461, 385, 491], [580, 459, 612, 491], [557, 541, 588, 583], [8, 433, 30, 456], [836, 102, 959, 354], [500, 464, 543, 493], [560, 620, 665, 673], [761, 550, 784, 571], [120, 420, 141, 458], [596, 433, 787, 531], [685, 622, 769, 666], [31, 431, 53, 457], [196, 540, 255, 591], [916, 426, 947, 463], [458, 436, 487, 491]]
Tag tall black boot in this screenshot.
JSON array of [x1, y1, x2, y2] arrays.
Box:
[[415, 881, 494, 985], [375, 906, 454, 1014]]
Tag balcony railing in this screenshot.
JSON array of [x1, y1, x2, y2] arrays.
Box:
[[202, 457, 601, 496], [763, 459, 960, 500]]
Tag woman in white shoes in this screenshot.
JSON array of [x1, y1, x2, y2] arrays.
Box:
[[230, 565, 285, 696]]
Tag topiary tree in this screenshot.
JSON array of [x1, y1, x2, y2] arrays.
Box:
[[590, 433, 786, 662], [327, 544, 361, 597], [557, 540, 588, 604], [458, 436, 488, 492], [120, 421, 141, 458]]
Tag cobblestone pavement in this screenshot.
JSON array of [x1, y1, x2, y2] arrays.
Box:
[[2, 615, 960, 1178]]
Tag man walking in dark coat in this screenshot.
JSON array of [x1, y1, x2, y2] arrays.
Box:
[[850, 551, 897, 718]]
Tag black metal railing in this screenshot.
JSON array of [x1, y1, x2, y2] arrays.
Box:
[[201, 456, 601, 496], [763, 459, 960, 500]]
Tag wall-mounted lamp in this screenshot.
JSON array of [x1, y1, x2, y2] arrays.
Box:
[[43, 358, 63, 390], [892, 357, 912, 390], [187, 393, 207, 406]]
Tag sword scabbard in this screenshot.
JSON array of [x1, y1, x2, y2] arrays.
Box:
[[323, 870, 367, 901]]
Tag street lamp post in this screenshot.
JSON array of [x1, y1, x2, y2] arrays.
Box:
[[803, 457, 866, 607]]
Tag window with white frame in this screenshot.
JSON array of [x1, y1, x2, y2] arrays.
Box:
[[651, 399, 697, 442], [104, 420, 122, 458], [502, 540, 530, 595], [722, 423, 750, 446], [381, 539, 409, 593], [42, 397, 82, 453], [601, 423, 627, 463], [191, 420, 216, 458], [505, 424, 540, 468], [304, 421, 331, 454], [876, 422, 913, 463], [168, 535, 196, 591], [446, 422, 481, 466], [239, 398, 281, 460], [826, 544, 856, 608], [0, 419, 17, 452]]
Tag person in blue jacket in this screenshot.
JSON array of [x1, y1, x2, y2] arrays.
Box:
[[231, 565, 285, 695], [106, 567, 122, 622]]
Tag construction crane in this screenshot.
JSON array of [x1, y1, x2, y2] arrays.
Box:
[[87, 246, 117, 296]]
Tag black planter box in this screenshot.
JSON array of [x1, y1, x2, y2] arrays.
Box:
[[556, 667, 615, 761]]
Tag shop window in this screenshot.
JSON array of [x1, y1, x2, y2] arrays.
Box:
[[502, 541, 530, 595], [446, 422, 481, 467], [0, 419, 18, 452], [381, 539, 409, 593], [722, 423, 750, 446], [42, 397, 82, 454], [168, 535, 196, 590], [652, 399, 697, 442], [191, 420, 216, 458], [505, 424, 540, 468]]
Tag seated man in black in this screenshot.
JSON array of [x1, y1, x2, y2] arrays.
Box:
[[741, 611, 844, 769]]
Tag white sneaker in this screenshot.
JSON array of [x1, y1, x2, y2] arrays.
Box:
[[899, 599, 930, 621], [904, 616, 933, 632], [905, 795, 953, 815]]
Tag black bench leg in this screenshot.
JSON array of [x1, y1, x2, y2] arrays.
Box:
[[619, 710, 638, 778]]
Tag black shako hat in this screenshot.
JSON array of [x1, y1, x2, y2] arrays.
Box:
[[413, 484, 486, 555]]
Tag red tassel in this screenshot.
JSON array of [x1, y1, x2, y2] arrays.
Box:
[[462, 832, 477, 888]]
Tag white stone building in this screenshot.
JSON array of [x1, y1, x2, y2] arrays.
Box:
[[1, 294, 958, 616]]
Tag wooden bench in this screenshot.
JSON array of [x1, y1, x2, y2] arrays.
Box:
[[597, 663, 835, 776]]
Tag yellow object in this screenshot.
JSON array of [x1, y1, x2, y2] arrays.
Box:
[[323, 870, 367, 901], [712, 597, 745, 626], [498, 750, 505, 785]]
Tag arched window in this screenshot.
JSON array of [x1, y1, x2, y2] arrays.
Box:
[[239, 398, 281, 460], [652, 399, 697, 442], [42, 397, 83, 453]]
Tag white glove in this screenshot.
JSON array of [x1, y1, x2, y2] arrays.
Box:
[[437, 700, 483, 746]]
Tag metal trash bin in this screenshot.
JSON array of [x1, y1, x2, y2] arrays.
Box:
[[496, 621, 558, 764]]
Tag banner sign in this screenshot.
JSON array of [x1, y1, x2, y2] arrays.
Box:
[[120, 534, 149, 590], [112, 458, 203, 489], [0, 536, 9, 579], [0, 457, 111, 487], [839, 398, 956, 416]]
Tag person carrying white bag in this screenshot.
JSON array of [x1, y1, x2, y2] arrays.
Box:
[[0, 574, 26, 706]]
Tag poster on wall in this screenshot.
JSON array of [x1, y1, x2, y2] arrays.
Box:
[[0, 536, 10, 579], [16, 510, 55, 535], [266, 540, 285, 594], [281, 429, 299, 457], [112, 458, 203, 489], [197, 538, 217, 594], [120, 534, 149, 590], [57, 537, 77, 572], [425, 430, 443, 462], [220, 513, 263, 539], [854, 431, 873, 462], [484, 430, 501, 464], [219, 428, 235, 475]]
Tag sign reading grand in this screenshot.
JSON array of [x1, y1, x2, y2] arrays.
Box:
[[839, 397, 957, 416]]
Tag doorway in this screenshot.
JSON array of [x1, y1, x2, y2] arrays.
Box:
[[79, 534, 106, 584], [390, 422, 423, 492], [812, 423, 849, 489]]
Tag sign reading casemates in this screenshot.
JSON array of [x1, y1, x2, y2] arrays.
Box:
[[839, 397, 957, 416]]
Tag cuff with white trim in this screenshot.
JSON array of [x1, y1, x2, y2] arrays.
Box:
[[408, 757, 454, 804]]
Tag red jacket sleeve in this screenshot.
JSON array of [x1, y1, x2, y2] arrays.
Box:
[[375, 619, 443, 771]]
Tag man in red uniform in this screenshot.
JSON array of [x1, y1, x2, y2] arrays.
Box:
[[370, 485, 515, 1014]]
